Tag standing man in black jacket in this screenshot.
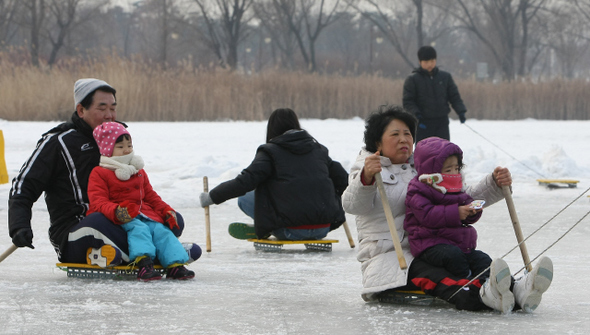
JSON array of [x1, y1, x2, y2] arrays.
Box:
[[403, 46, 467, 142], [8, 78, 201, 267]]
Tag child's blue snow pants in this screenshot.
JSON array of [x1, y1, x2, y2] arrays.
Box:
[[122, 215, 188, 268]]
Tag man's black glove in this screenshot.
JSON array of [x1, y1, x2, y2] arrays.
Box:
[[12, 228, 35, 249], [459, 112, 466, 124]]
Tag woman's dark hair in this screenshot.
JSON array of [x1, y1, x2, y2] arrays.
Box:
[[363, 105, 418, 153], [266, 108, 301, 143]]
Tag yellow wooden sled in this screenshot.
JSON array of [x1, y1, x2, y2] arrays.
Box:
[[537, 179, 579, 189], [56, 262, 165, 280], [247, 238, 338, 252]]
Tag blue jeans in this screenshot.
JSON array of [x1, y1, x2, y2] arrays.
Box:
[[238, 190, 329, 241], [272, 227, 330, 241], [237, 191, 255, 219]]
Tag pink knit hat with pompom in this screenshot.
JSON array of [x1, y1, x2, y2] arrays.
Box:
[[93, 122, 130, 157]]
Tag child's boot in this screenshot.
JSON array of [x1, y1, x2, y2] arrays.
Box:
[[136, 256, 162, 281], [166, 265, 195, 280], [479, 258, 514, 313], [513, 256, 553, 312]]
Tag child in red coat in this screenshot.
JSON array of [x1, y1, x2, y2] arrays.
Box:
[[87, 122, 194, 281]]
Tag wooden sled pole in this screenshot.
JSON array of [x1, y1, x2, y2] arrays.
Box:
[[0, 244, 18, 264], [502, 186, 533, 272], [203, 176, 212, 252], [375, 173, 407, 269], [342, 221, 355, 248]]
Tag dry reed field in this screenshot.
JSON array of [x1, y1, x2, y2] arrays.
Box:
[[1, 53, 588, 121]]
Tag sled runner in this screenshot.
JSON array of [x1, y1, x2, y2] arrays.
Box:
[[537, 179, 579, 189], [378, 289, 436, 306], [56, 263, 165, 280], [247, 238, 338, 252]]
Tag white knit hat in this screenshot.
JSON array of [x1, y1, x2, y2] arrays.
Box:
[[73, 78, 115, 109]]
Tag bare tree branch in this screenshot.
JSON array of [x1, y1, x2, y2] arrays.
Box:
[[275, 0, 347, 72], [0, 0, 20, 47], [45, 0, 108, 66], [192, 0, 253, 69]]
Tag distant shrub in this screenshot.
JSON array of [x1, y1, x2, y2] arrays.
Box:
[[0, 52, 588, 121]]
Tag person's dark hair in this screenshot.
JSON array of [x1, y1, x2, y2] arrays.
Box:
[[266, 108, 301, 143], [417, 46, 437, 61], [363, 105, 418, 152], [115, 134, 131, 144], [79, 86, 117, 110]]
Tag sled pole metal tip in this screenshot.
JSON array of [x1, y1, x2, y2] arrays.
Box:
[[342, 221, 355, 248], [0, 244, 18, 264], [375, 173, 407, 269], [502, 186, 533, 272], [204, 176, 212, 252]]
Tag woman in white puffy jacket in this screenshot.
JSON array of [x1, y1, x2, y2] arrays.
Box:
[[342, 105, 553, 312]]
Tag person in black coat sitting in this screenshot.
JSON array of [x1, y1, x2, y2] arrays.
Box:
[[199, 108, 348, 240]]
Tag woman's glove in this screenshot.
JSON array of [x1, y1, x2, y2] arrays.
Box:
[[199, 192, 214, 207]]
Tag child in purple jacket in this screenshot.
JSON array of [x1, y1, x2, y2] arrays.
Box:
[[404, 137, 491, 279]]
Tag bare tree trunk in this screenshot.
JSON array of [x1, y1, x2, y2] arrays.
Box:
[[47, 0, 76, 66], [253, 0, 297, 69], [277, 0, 345, 72], [192, 0, 252, 70], [277, 0, 310, 68], [452, 0, 518, 80], [0, 0, 20, 47], [46, 0, 108, 66], [516, 0, 546, 77], [25, 0, 46, 67], [349, 0, 418, 69], [160, 0, 168, 68], [226, 34, 239, 70], [413, 0, 424, 48]]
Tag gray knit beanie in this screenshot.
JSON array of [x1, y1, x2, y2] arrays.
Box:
[[74, 78, 115, 109]]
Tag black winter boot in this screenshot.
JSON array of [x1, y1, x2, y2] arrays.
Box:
[[136, 257, 162, 281], [166, 265, 195, 280]]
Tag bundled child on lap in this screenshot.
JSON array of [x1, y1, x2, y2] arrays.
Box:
[[87, 122, 194, 281], [404, 137, 491, 279]]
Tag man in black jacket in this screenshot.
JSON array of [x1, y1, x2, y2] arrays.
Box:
[[8, 78, 201, 267], [403, 46, 467, 142]]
